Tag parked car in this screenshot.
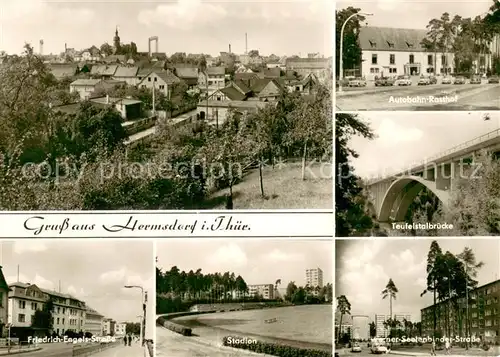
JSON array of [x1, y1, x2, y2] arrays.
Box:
[[454, 76, 466, 84], [394, 75, 412, 86], [418, 76, 431, 85], [370, 339, 388, 354], [351, 342, 362, 352], [488, 75, 499, 84], [470, 76, 481, 84], [441, 76, 452, 84], [374, 77, 394, 86], [348, 77, 367, 87]]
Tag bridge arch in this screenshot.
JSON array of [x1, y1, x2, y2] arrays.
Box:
[[378, 175, 450, 222]]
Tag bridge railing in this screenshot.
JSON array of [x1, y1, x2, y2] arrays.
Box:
[[366, 128, 500, 185]]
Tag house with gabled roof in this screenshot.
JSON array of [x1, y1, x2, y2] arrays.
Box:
[[48, 64, 79, 80], [255, 79, 284, 102], [70, 79, 103, 100], [285, 57, 331, 83], [137, 70, 181, 98], [174, 67, 199, 89], [90, 64, 118, 79], [198, 66, 226, 95], [113, 66, 139, 86], [208, 80, 252, 102]]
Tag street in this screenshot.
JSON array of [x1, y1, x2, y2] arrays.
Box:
[[156, 326, 255, 357], [1, 343, 72, 357], [84, 344, 144, 357], [336, 84, 500, 111]]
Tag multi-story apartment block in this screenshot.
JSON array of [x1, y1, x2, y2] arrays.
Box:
[[114, 322, 126, 336], [248, 284, 274, 300], [306, 268, 324, 290], [0, 267, 9, 337], [352, 315, 370, 340], [374, 313, 411, 337], [8, 282, 86, 336], [421, 279, 500, 343], [102, 318, 116, 336], [357, 27, 455, 80], [84, 307, 104, 337]]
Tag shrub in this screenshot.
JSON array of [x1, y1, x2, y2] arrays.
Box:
[[222, 336, 332, 357]]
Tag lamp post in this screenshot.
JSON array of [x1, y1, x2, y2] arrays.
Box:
[[339, 12, 373, 92], [124, 285, 144, 346], [136, 315, 143, 344]]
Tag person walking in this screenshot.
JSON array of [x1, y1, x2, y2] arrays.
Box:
[[123, 335, 127, 346], [430, 338, 436, 356], [128, 334, 132, 346], [445, 338, 450, 355]]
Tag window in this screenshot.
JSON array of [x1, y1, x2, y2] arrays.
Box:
[[57, 317, 60, 324], [370, 68, 375, 73], [371, 54, 377, 65], [138, 77, 142, 81], [57, 307, 60, 314], [141, 85, 146, 89], [406, 42, 414, 48], [486, 320, 492, 327], [31, 315, 35, 323], [159, 85, 165, 90], [18, 314, 25, 323], [63, 308, 66, 314], [369, 40, 376, 48], [441, 55, 446, 65], [31, 302, 38, 310], [409, 54, 414, 64], [148, 77, 151, 82], [387, 41, 394, 48], [427, 55, 433, 65], [154, 77, 157, 82], [62, 318, 65, 324], [216, 96, 221, 101], [389, 68, 397, 73], [472, 312, 478, 318], [19, 300, 26, 309], [295, 86, 300, 91], [389, 54, 395, 65]]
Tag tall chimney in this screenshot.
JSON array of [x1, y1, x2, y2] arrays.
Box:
[[64, 43, 67, 53], [39, 39, 44, 56], [229, 44, 231, 54], [245, 33, 248, 54]]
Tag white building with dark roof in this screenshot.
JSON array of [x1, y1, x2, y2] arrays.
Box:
[[84, 307, 104, 337], [358, 26, 455, 79], [8, 282, 86, 336]]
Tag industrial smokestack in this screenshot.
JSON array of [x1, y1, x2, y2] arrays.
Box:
[[64, 43, 67, 53], [39, 39, 44, 56], [245, 33, 248, 54], [229, 44, 231, 54]]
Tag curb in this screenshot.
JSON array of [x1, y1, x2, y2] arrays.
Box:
[[0, 347, 42, 355], [187, 334, 276, 357]]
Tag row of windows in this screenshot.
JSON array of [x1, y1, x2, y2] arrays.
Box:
[[371, 53, 449, 66]]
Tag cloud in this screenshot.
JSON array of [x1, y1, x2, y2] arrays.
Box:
[[99, 268, 127, 284], [376, 119, 424, 145], [13, 241, 47, 254], [390, 249, 426, 276], [67, 285, 85, 298], [0, 0, 95, 27], [206, 243, 248, 267], [377, 0, 401, 11], [262, 249, 303, 262], [138, 0, 228, 30]]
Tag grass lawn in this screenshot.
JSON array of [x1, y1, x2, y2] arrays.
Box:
[[205, 161, 332, 209]]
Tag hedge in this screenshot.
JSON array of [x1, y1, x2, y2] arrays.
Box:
[[222, 336, 332, 357], [157, 316, 192, 336]]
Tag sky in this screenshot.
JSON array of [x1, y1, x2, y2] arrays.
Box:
[[347, 112, 500, 179], [0, 240, 155, 339], [0, 0, 333, 57], [335, 238, 500, 323], [157, 239, 333, 291], [336, 0, 494, 30]]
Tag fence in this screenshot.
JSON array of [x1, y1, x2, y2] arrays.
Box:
[[72, 340, 122, 356], [0, 341, 38, 354]]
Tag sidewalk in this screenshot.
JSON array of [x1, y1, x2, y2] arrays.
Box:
[[88, 344, 144, 357]]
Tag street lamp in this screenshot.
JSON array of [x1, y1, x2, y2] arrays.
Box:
[[136, 315, 143, 345], [339, 11, 373, 92], [124, 285, 144, 346]]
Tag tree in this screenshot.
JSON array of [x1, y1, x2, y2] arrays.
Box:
[[420, 240, 443, 337], [457, 247, 484, 348], [31, 298, 54, 332], [335, 113, 374, 236], [381, 279, 398, 319], [285, 281, 298, 301], [336, 295, 351, 341], [100, 43, 114, 57], [287, 85, 332, 180], [335, 7, 365, 77]]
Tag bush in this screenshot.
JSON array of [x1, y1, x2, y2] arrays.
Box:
[[222, 336, 332, 357]]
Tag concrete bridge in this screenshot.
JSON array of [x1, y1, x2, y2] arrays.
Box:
[[365, 128, 500, 222]]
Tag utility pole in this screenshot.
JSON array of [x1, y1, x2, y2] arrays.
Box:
[[142, 291, 147, 345]]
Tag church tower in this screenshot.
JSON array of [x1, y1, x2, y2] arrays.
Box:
[[113, 26, 121, 54]]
